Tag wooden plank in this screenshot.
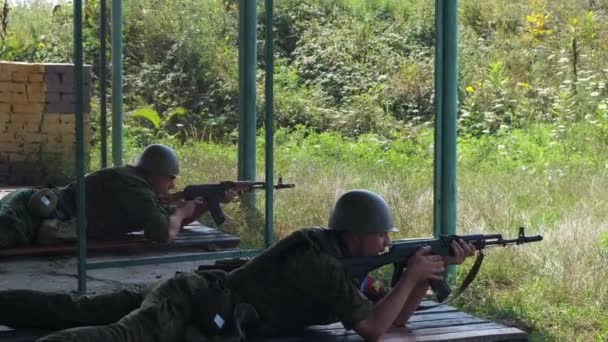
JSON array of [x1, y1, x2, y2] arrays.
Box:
[[269, 323, 527, 342], [409, 311, 478, 323], [412, 306, 458, 315], [0, 224, 240, 258], [407, 317, 491, 330], [407, 322, 513, 336], [413, 327, 528, 341]]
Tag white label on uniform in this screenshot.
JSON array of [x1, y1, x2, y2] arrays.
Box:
[[214, 314, 225, 328], [41, 196, 51, 206]]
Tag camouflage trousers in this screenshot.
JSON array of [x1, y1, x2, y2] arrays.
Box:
[[0, 188, 74, 247], [0, 188, 40, 247], [0, 271, 256, 342]]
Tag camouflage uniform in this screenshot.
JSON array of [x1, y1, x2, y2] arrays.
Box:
[[0, 228, 374, 341], [60, 165, 172, 242], [0, 166, 172, 247], [0, 189, 41, 247], [228, 227, 374, 336]]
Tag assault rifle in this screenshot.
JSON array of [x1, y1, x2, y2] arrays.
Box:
[[342, 227, 543, 304], [167, 178, 295, 225]]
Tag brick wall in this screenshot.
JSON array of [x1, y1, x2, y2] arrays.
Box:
[[0, 62, 91, 186]]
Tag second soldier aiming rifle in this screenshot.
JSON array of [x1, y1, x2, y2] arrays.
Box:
[[343, 227, 543, 305], [200, 227, 543, 307], [167, 179, 295, 226]]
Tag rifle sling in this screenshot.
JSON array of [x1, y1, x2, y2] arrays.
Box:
[[416, 250, 485, 311]]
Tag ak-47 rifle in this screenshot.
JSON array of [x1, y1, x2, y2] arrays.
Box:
[[167, 178, 295, 226], [342, 227, 543, 305]]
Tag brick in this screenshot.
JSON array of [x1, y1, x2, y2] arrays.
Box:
[[2, 143, 23, 153], [45, 134, 63, 144], [44, 103, 74, 113], [0, 132, 14, 143], [0, 70, 10, 81], [28, 73, 44, 83], [45, 73, 61, 87], [61, 94, 75, 103], [0, 82, 11, 91], [40, 123, 62, 133], [12, 71, 29, 83], [8, 83, 28, 104], [9, 83, 26, 94], [27, 84, 45, 103], [0, 62, 42, 74], [23, 143, 41, 153], [12, 103, 44, 114], [60, 114, 75, 124], [4, 122, 24, 133], [14, 132, 46, 143], [45, 92, 61, 104], [10, 94, 29, 105], [42, 113, 62, 124], [0, 107, 10, 117], [10, 113, 43, 123], [9, 152, 34, 162], [44, 63, 74, 75], [23, 122, 41, 133]]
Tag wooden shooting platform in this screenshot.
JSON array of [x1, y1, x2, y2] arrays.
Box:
[[0, 301, 527, 341], [0, 222, 240, 258], [257, 301, 528, 341]]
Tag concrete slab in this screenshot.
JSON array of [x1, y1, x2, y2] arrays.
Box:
[[0, 251, 219, 294]]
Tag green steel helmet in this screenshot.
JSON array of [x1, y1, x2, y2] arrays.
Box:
[[329, 189, 398, 234], [27, 188, 59, 218], [135, 144, 180, 177]]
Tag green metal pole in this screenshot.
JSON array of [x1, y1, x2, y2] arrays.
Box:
[[434, 0, 459, 279], [238, 0, 257, 182], [100, 0, 108, 168], [73, 0, 87, 293], [263, 0, 274, 247], [433, 0, 444, 238], [111, 0, 123, 166], [441, 0, 458, 238]]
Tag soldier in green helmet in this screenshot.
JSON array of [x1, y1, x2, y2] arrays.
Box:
[[0, 143, 237, 247], [0, 189, 475, 341]]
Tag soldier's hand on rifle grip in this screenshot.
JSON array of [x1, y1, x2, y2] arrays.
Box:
[[219, 187, 240, 204], [157, 194, 171, 206], [443, 239, 476, 266], [403, 246, 445, 282]]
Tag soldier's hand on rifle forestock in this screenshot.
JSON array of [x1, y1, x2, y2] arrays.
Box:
[[443, 239, 476, 265], [404, 246, 445, 282]]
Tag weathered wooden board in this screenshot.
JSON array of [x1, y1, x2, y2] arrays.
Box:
[[0, 223, 240, 258], [255, 302, 527, 342]]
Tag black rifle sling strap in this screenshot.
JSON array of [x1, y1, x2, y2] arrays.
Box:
[[416, 250, 485, 311]]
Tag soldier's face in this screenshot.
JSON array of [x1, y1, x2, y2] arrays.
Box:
[[149, 174, 176, 196], [359, 232, 392, 256]]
